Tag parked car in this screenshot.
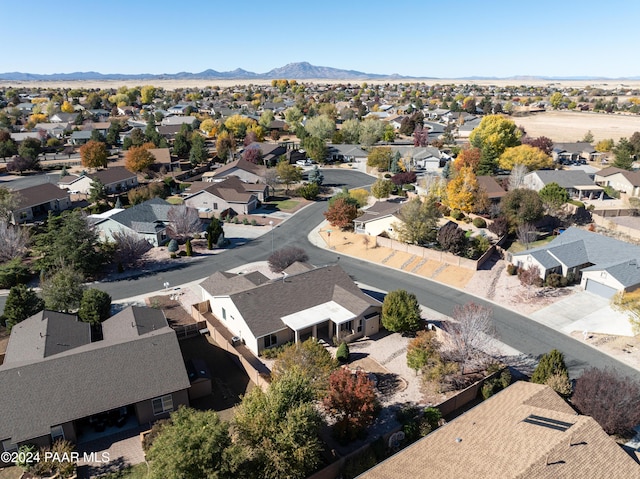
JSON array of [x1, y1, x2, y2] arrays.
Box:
[[296, 159, 313, 166]]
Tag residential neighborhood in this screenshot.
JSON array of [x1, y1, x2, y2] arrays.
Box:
[[2, 72, 640, 479]]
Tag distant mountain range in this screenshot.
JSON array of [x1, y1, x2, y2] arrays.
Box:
[[0, 62, 637, 82], [0, 62, 413, 81]]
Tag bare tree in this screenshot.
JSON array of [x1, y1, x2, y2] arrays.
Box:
[[263, 168, 280, 198], [508, 164, 528, 190], [0, 220, 29, 262], [518, 264, 542, 298], [112, 230, 153, 268], [516, 222, 537, 249], [0, 187, 20, 223], [268, 246, 309, 273], [442, 302, 495, 374], [166, 205, 202, 242]]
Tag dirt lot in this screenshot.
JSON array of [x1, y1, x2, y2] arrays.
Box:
[[513, 110, 640, 143]]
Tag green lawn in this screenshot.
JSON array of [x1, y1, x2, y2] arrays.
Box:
[[508, 236, 555, 253], [166, 196, 184, 205], [266, 199, 299, 211], [98, 463, 149, 479]]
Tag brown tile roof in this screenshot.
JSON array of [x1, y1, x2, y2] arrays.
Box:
[[596, 166, 640, 186], [359, 382, 640, 479], [12, 183, 69, 209], [477, 175, 507, 199]]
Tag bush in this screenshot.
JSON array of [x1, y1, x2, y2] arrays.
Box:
[[261, 341, 293, 359], [532, 349, 568, 384], [268, 246, 309, 273], [569, 199, 585, 208], [242, 217, 249, 225], [185, 238, 192, 256], [403, 184, 415, 191], [167, 239, 179, 253], [336, 342, 350, 363], [170, 252, 177, 259], [250, 219, 258, 226], [297, 182, 320, 200], [0, 258, 31, 288], [383, 173, 392, 179], [472, 217, 487, 228], [545, 273, 568, 288], [450, 209, 464, 220], [506, 263, 518, 275]]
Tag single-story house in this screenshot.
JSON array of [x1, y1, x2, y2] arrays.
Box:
[[34, 122, 68, 139], [353, 200, 405, 237], [358, 381, 640, 479], [199, 264, 382, 356], [552, 142, 599, 164], [92, 197, 173, 246], [389, 146, 444, 171], [327, 144, 368, 163], [512, 226, 640, 298], [70, 130, 92, 145], [594, 166, 640, 197], [161, 115, 198, 127], [9, 131, 42, 143], [0, 306, 190, 458], [212, 158, 266, 183], [523, 170, 603, 200], [477, 175, 507, 203], [243, 142, 287, 166], [81, 121, 111, 136], [58, 166, 138, 195], [183, 177, 262, 215], [49, 112, 78, 124], [157, 124, 183, 140], [9, 183, 72, 224]]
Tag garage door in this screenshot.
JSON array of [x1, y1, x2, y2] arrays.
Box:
[[584, 279, 618, 298]]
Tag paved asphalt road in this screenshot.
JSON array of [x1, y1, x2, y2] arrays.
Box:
[[2, 169, 639, 379]]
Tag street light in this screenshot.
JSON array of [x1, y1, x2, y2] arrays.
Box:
[[269, 220, 274, 254]]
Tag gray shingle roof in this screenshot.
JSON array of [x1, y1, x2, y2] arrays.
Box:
[[12, 183, 70, 209], [222, 265, 380, 339], [108, 197, 172, 232], [200, 270, 270, 296], [89, 166, 136, 185], [546, 240, 590, 269], [354, 200, 405, 224], [0, 306, 190, 444], [528, 170, 595, 189]]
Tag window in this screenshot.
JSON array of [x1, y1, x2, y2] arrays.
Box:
[[51, 425, 65, 442], [213, 203, 218, 210], [264, 334, 277, 348], [340, 320, 353, 332], [222, 308, 226, 320], [356, 319, 363, 333], [152, 394, 174, 415], [2, 439, 17, 453]]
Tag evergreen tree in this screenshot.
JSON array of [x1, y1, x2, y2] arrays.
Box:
[[308, 165, 324, 186], [3, 285, 44, 331], [531, 349, 569, 384]]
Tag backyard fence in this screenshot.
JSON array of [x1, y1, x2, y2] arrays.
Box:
[[172, 320, 207, 341]]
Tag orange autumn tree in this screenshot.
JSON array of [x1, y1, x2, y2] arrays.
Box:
[[454, 147, 481, 172], [79, 140, 108, 169], [446, 166, 479, 213], [125, 143, 155, 172]]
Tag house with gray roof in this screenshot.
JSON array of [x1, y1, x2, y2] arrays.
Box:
[[58, 166, 138, 195], [92, 197, 173, 246], [523, 170, 603, 200], [327, 144, 368, 163], [552, 142, 599, 164], [512, 227, 640, 298], [212, 157, 266, 183], [0, 306, 190, 456], [183, 177, 263, 215], [199, 265, 381, 356]]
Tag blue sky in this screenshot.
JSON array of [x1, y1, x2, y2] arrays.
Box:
[[4, 0, 639, 78]]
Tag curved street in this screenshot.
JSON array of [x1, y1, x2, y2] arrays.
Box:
[[4, 169, 639, 379]]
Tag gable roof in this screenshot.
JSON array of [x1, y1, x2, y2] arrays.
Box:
[[200, 270, 270, 296], [12, 183, 69, 209], [213, 158, 265, 179], [4, 311, 91, 364], [185, 177, 259, 204], [596, 166, 640, 186], [89, 166, 137, 185], [553, 141, 596, 154], [359, 381, 640, 479], [203, 265, 380, 339], [106, 197, 172, 233], [354, 200, 405, 224], [147, 148, 172, 164], [526, 170, 595, 189], [0, 306, 190, 444], [477, 175, 507, 199]]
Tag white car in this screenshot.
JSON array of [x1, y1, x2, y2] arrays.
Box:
[[296, 159, 313, 166]]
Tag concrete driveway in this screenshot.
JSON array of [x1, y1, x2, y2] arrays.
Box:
[[530, 291, 635, 336]]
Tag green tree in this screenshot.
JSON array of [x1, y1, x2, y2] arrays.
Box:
[[613, 137, 635, 170], [41, 266, 85, 312], [259, 109, 275, 129], [216, 130, 236, 161], [359, 118, 385, 146], [2, 284, 44, 331], [382, 289, 422, 332], [173, 130, 191, 158], [550, 92, 564, 109], [539, 182, 569, 213], [189, 133, 208, 165], [78, 288, 112, 324], [276, 160, 302, 193], [304, 114, 335, 140], [140, 85, 157, 105], [147, 407, 231, 479], [341, 118, 361, 144], [272, 338, 338, 398], [18, 137, 42, 160], [302, 136, 327, 163], [284, 106, 303, 130], [308, 165, 324, 185], [531, 349, 568, 384], [206, 217, 224, 249], [499, 188, 544, 231], [88, 178, 107, 205], [371, 178, 395, 199], [297, 182, 320, 200], [406, 330, 441, 375], [232, 370, 322, 479], [34, 210, 106, 277], [393, 197, 440, 245], [0, 138, 17, 159]]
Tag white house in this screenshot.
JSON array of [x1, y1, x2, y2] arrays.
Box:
[[183, 177, 264, 215], [199, 265, 382, 356], [353, 200, 405, 238], [594, 166, 640, 197], [58, 167, 138, 195]]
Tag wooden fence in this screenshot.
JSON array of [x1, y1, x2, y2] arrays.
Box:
[[172, 320, 207, 341], [191, 302, 271, 391]]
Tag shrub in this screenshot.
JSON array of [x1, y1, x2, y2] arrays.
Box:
[[261, 341, 293, 359], [545, 273, 567, 288], [297, 182, 320, 200], [532, 349, 568, 384], [437, 204, 451, 216], [0, 258, 31, 288], [384, 173, 392, 179], [336, 341, 350, 363], [250, 219, 258, 226], [178, 250, 187, 257], [506, 263, 518, 275], [472, 217, 487, 228], [569, 199, 585, 208], [170, 252, 177, 259], [242, 217, 249, 225], [167, 239, 179, 253], [403, 184, 415, 191], [185, 238, 192, 256], [545, 371, 573, 397], [268, 246, 309, 273], [451, 209, 464, 220]]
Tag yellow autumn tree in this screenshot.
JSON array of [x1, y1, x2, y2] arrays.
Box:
[[125, 144, 155, 173], [446, 166, 478, 213], [224, 114, 256, 139], [498, 144, 554, 171], [61, 101, 75, 113], [140, 85, 157, 104]]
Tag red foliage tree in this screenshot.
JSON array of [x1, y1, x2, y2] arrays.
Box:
[[413, 125, 429, 147], [455, 147, 482, 172], [572, 367, 640, 437], [521, 136, 554, 156], [323, 197, 358, 230], [242, 146, 262, 164], [390, 171, 417, 186], [323, 368, 379, 442]]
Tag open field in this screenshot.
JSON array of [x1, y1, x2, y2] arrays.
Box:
[[513, 110, 640, 143]]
